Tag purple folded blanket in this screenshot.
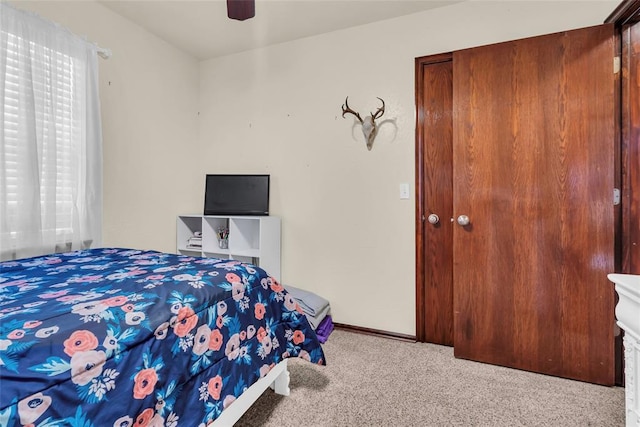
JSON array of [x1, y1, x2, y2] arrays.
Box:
[[316, 315, 334, 343]]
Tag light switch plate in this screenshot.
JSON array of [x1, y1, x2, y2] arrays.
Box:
[[400, 183, 410, 199]]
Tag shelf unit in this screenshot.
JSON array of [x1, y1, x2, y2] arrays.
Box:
[[177, 215, 281, 281]]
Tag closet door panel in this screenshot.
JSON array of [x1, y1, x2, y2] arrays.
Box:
[[452, 24, 616, 385], [416, 56, 454, 345]]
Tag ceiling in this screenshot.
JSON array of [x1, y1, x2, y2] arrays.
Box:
[[98, 0, 463, 60]]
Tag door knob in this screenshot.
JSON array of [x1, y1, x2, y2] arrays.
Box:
[[427, 214, 440, 225], [457, 215, 470, 226]]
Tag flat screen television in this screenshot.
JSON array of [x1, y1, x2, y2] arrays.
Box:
[[204, 174, 270, 216]]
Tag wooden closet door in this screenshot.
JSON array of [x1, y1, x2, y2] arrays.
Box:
[[452, 24, 616, 385], [415, 55, 454, 346]]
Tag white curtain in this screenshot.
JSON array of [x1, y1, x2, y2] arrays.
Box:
[[0, 2, 103, 260]]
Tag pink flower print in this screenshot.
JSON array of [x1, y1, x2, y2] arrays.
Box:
[[69, 257, 95, 263], [261, 335, 273, 356], [133, 368, 158, 399], [298, 349, 311, 362], [103, 296, 128, 307], [231, 282, 245, 302], [39, 290, 69, 299], [73, 292, 104, 302], [225, 272, 241, 284], [71, 301, 108, 316], [254, 303, 266, 320], [56, 295, 83, 303], [121, 304, 135, 313], [238, 346, 248, 359], [70, 350, 106, 385], [172, 274, 198, 282], [153, 266, 175, 273], [209, 329, 223, 351], [217, 301, 227, 316], [217, 261, 239, 270], [148, 414, 165, 427], [216, 315, 224, 328], [208, 376, 223, 400], [225, 333, 241, 360], [125, 312, 146, 326], [283, 293, 297, 311], [270, 278, 284, 293], [154, 322, 169, 340], [147, 274, 164, 281], [7, 329, 25, 340], [192, 325, 211, 356], [69, 275, 103, 283], [35, 326, 59, 339], [106, 272, 129, 281], [256, 327, 267, 343], [23, 320, 42, 329], [173, 307, 197, 337], [22, 301, 46, 309], [170, 302, 182, 314], [64, 330, 98, 356], [128, 269, 147, 277], [246, 325, 256, 340], [17, 392, 51, 425], [103, 334, 118, 351], [134, 408, 154, 427], [292, 330, 305, 345]]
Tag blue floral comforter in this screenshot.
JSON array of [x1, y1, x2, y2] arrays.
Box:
[[0, 248, 325, 426]]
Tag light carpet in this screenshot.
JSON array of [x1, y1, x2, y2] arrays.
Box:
[[236, 329, 625, 426]]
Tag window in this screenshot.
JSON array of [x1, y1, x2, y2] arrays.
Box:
[[0, 2, 102, 260]]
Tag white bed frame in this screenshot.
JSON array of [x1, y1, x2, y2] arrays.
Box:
[[210, 359, 290, 426]]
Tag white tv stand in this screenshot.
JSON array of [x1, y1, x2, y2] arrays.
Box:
[[177, 215, 281, 281]]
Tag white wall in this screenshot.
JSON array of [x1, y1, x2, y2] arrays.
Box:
[[12, 0, 201, 254], [197, 0, 619, 335], [12, 0, 619, 335]]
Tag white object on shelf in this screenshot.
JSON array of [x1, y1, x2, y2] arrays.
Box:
[[177, 215, 281, 281], [608, 273, 640, 427]]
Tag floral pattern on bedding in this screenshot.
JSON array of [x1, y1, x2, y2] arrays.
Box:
[[0, 248, 325, 426]]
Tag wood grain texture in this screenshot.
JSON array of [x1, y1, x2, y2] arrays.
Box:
[[621, 22, 640, 275], [452, 25, 616, 385], [415, 54, 454, 345]]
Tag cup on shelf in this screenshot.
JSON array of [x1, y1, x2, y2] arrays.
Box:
[[218, 239, 228, 249]]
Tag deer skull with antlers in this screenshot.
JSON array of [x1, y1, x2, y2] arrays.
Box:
[[342, 97, 385, 150]]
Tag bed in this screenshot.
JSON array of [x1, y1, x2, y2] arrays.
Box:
[[0, 248, 325, 426]]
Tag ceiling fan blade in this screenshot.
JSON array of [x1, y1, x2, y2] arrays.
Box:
[[227, 0, 255, 21]]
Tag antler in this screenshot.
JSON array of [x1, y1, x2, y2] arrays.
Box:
[[342, 97, 363, 123], [371, 97, 385, 120]]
